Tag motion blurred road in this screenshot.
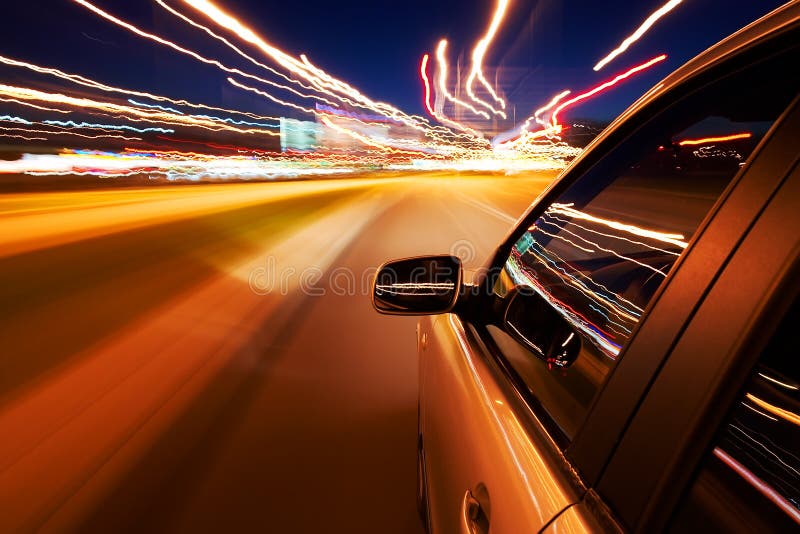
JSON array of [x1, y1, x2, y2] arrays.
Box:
[[0, 171, 555, 533]]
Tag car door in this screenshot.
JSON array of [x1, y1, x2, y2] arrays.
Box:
[[419, 25, 799, 534]]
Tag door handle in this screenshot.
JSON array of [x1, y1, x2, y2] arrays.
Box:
[[460, 487, 490, 534]]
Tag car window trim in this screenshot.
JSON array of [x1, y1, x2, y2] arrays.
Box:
[[567, 92, 800, 488], [596, 146, 800, 531]]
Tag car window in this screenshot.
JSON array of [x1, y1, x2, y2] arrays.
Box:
[[668, 298, 800, 531], [490, 50, 800, 441]]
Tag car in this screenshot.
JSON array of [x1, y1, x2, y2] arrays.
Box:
[[372, 2, 800, 533]]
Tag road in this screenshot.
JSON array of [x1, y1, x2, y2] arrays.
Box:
[[0, 171, 556, 533]]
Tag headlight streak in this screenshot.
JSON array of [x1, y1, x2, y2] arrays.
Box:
[[593, 0, 682, 71], [465, 0, 509, 118]]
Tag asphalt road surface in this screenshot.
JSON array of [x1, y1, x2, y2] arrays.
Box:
[[0, 171, 556, 533]]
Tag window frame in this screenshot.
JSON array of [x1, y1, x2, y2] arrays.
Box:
[[595, 128, 800, 530], [471, 25, 800, 492]]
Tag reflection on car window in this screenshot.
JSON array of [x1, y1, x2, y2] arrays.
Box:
[[491, 51, 799, 441], [670, 299, 800, 531]]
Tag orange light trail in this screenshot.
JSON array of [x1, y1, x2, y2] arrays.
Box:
[[465, 0, 509, 118], [678, 132, 752, 146], [179, 0, 454, 137], [69, 0, 339, 111], [153, 0, 339, 108], [593, 0, 682, 71], [551, 54, 667, 126]]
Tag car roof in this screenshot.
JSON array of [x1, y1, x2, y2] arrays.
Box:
[[576, 0, 800, 163]]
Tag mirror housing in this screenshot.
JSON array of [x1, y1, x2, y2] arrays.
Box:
[[372, 255, 463, 315], [504, 289, 581, 369]]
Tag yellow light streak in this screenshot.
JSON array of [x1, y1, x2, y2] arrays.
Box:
[[465, 0, 509, 118], [746, 394, 800, 426]]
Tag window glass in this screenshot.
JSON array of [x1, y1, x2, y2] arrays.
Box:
[[669, 299, 800, 531], [491, 52, 798, 441]]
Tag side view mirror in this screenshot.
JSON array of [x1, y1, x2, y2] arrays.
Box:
[[372, 255, 462, 315], [504, 289, 581, 369]]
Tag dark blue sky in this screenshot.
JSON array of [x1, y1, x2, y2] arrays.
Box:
[[0, 0, 789, 132]]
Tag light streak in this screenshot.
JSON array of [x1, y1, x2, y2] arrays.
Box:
[[465, 0, 509, 117], [419, 53, 487, 138], [0, 84, 279, 135], [713, 448, 800, 525], [153, 0, 339, 107], [319, 116, 424, 157], [742, 402, 778, 421], [69, 0, 337, 111], [128, 99, 185, 115], [593, 0, 682, 71], [43, 120, 174, 134], [0, 133, 48, 141], [420, 54, 435, 116], [436, 40, 491, 120], [550, 202, 688, 247], [0, 97, 72, 114], [531, 90, 571, 129], [758, 372, 799, 391], [226, 78, 315, 114], [1, 115, 32, 125], [179, 0, 465, 140], [678, 132, 752, 146], [552, 54, 667, 126], [0, 126, 142, 141], [0, 53, 281, 122], [746, 394, 800, 426]]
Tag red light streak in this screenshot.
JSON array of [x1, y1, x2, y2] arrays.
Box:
[[551, 54, 667, 127], [420, 54, 435, 117]]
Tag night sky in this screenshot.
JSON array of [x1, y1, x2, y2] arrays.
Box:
[[0, 0, 789, 133]]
